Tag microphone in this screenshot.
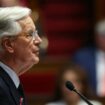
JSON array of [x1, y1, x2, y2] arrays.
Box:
[[65, 81, 93, 105]]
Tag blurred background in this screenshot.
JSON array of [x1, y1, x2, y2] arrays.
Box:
[[1, 0, 105, 105]]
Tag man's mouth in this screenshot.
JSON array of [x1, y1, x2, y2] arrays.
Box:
[[33, 50, 39, 55]]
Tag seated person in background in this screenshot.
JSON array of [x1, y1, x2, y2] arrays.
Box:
[[72, 19, 105, 97], [45, 63, 102, 105], [0, 0, 27, 7]]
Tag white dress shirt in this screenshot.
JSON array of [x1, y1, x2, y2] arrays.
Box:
[[0, 61, 20, 88], [96, 50, 105, 96]]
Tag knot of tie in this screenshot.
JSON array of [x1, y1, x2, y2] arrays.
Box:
[[18, 84, 24, 97]]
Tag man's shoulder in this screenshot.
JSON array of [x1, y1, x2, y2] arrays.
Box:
[[72, 47, 96, 63], [73, 47, 96, 58], [76, 47, 95, 54]]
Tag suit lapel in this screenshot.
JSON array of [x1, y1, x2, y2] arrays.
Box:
[[0, 67, 20, 105]]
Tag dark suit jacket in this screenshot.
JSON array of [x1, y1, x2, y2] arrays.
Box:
[[0, 66, 26, 105], [72, 47, 97, 94]]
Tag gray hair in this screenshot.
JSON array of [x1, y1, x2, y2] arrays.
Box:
[[0, 6, 31, 37], [0, 6, 31, 51]]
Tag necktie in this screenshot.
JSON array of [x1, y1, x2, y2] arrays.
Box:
[[18, 84, 26, 105], [18, 84, 24, 97]]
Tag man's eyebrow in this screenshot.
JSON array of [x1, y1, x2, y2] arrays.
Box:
[[27, 28, 37, 32], [27, 29, 34, 34]]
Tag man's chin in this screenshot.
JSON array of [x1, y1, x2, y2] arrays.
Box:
[[33, 57, 40, 64]]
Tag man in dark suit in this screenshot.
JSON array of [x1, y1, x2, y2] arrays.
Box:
[[72, 19, 105, 97], [0, 6, 42, 105]]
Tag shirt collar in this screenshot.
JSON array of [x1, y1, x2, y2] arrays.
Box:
[[0, 61, 20, 88]]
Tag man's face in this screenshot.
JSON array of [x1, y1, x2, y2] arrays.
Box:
[[12, 16, 42, 73]]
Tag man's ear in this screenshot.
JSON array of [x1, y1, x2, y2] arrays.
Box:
[[1, 37, 14, 53]]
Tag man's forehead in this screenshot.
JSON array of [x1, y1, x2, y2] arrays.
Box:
[[18, 16, 35, 31]]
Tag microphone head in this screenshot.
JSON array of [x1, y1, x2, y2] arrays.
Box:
[[65, 81, 75, 91], [65, 81, 93, 105]]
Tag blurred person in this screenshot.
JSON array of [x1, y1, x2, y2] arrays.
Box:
[[0, 6, 42, 105], [45, 63, 102, 105], [72, 19, 105, 97], [0, 0, 27, 7], [0, 0, 20, 6]]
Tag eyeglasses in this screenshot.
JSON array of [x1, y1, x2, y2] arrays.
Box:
[[6, 30, 39, 41], [25, 30, 38, 39]]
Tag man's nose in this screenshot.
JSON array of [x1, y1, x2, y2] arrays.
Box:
[[33, 34, 42, 44], [37, 35, 42, 43]]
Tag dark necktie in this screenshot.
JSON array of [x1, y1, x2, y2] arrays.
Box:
[[18, 84, 24, 97], [18, 84, 26, 105]]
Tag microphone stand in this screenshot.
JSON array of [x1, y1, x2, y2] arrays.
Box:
[[66, 81, 93, 105], [73, 89, 93, 105]]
